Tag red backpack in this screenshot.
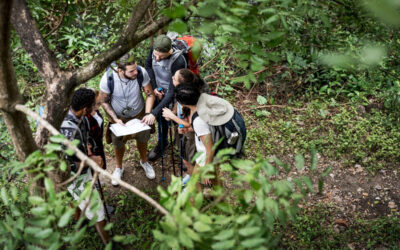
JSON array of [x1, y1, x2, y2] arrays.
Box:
[[171, 35, 202, 75]]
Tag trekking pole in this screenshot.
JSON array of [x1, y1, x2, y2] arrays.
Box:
[[158, 87, 165, 181], [179, 124, 184, 178], [96, 178, 111, 223], [169, 121, 176, 176]]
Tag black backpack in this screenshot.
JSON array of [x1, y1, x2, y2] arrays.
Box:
[[106, 64, 144, 99], [191, 109, 246, 157]]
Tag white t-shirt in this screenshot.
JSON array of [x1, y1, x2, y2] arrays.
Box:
[[99, 66, 150, 118], [192, 115, 211, 166]]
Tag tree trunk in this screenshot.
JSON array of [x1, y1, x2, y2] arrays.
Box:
[[0, 0, 37, 161]]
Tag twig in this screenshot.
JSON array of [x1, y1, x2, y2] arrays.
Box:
[[43, 0, 69, 39], [200, 192, 228, 212], [243, 105, 306, 112], [245, 83, 257, 99], [200, 42, 233, 70], [57, 160, 86, 187], [15, 104, 171, 217]]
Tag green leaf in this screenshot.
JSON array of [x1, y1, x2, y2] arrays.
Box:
[[257, 95, 267, 105], [265, 198, 279, 216], [301, 176, 313, 192], [321, 166, 332, 177], [213, 228, 235, 241], [35, 228, 53, 239], [28, 196, 44, 205], [236, 214, 250, 224], [310, 147, 317, 171], [239, 227, 261, 237], [184, 227, 201, 242], [221, 25, 241, 33], [243, 190, 253, 204], [194, 192, 203, 208], [169, 20, 187, 33], [212, 239, 236, 249], [60, 161, 67, 172], [241, 238, 265, 248], [179, 231, 194, 248], [58, 209, 74, 227], [295, 154, 304, 170], [44, 143, 63, 152], [31, 206, 48, 216], [44, 178, 56, 202], [261, 161, 278, 176], [193, 221, 211, 232], [1, 188, 10, 206], [264, 14, 280, 25], [164, 5, 187, 18], [49, 134, 66, 143], [198, 4, 218, 17], [256, 197, 264, 212]]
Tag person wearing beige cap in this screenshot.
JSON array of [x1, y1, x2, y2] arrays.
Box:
[[145, 34, 187, 161]]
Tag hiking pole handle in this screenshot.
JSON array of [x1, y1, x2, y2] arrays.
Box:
[[179, 124, 184, 178]]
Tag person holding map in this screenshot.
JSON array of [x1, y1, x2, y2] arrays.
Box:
[[99, 53, 156, 185]]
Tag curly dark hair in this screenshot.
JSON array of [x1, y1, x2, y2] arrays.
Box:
[[71, 88, 95, 111]]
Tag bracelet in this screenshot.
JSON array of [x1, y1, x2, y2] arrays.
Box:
[[144, 112, 151, 116]]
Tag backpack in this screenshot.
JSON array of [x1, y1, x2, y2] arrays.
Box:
[[170, 35, 202, 75], [191, 109, 246, 157], [106, 64, 144, 100]]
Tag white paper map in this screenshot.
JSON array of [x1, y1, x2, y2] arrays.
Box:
[[110, 119, 151, 137]]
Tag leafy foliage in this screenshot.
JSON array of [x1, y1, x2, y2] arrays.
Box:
[[153, 150, 327, 249]]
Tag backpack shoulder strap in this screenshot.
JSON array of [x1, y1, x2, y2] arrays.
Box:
[[107, 67, 114, 98], [166, 50, 187, 74], [137, 66, 144, 89], [190, 111, 199, 128]]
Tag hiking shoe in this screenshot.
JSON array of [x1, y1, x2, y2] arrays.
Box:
[[111, 168, 124, 186], [140, 161, 155, 179], [148, 142, 168, 161]]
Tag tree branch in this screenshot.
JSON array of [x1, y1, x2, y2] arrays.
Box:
[[11, 0, 61, 80], [122, 0, 154, 40], [15, 104, 171, 217]]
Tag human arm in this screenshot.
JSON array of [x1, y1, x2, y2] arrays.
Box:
[[162, 107, 190, 127], [145, 47, 157, 90], [141, 83, 156, 125], [99, 91, 124, 125], [199, 133, 214, 185], [151, 81, 175, 117]]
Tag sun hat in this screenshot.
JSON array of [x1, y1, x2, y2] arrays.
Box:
[[197, 93, 234, 126], [153, 34, 172, 53]]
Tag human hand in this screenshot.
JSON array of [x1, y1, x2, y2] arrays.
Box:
[[162, 107, 175, 120], [90, 155, 103, 168], [141, 113, 155, 125], [178, 126, 188, 134], [154, 88, 164, 100], [114, 118, 125, 126]]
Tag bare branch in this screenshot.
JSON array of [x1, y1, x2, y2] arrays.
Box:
[[122, 0, 154, 39], [15, 104, 171, 217]]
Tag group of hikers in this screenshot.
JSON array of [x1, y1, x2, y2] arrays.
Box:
[[59, 34, 246, 246]]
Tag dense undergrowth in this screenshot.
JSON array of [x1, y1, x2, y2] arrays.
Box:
[[2, 0, 400, 248]]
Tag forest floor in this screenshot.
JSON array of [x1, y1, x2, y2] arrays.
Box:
[[90, 84, 400, 248]]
